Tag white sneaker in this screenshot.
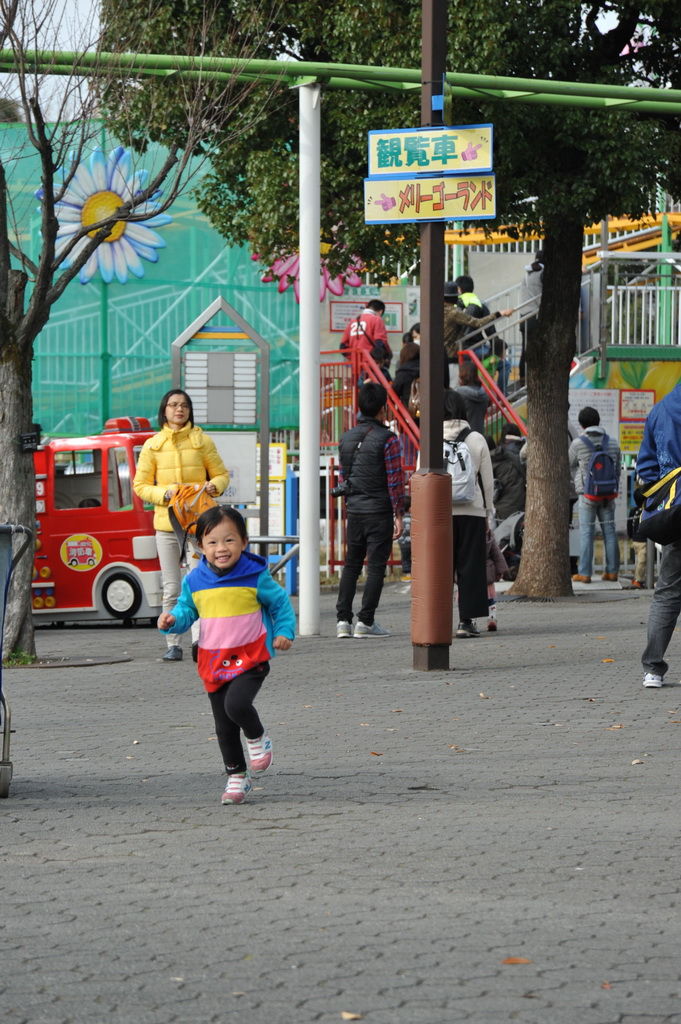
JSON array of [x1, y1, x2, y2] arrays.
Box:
[[336, 620, 352, 638], [354, 620, 391, 638], [643, 672, 664, 688], [246, 732, 273, 773], [221, 771, 253, 805]]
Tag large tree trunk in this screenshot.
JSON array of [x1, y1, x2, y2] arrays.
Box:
[[510, 216, 584, 598], [0, 272, 36, 656]]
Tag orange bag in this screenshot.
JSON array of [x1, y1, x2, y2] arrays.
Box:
[[168, 484, 217, 551]]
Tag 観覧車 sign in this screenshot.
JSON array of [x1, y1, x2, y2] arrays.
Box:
[[367, 124, 493, 178]]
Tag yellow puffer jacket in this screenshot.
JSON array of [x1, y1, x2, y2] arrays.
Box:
[[133, 424, 229, 531]]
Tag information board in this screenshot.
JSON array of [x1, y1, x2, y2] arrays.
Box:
[[206, 431, 258, 504]]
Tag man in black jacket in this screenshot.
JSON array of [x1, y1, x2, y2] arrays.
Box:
[[336, 382, 405, 638]]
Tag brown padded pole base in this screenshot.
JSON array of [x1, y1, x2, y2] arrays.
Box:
[[411, 470, 453, 647], [412, 644, 449, 671]]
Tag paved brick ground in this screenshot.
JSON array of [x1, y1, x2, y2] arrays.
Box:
[[3, 582, 681, 1024]]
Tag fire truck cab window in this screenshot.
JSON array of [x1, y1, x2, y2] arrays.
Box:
[[108, 447, 133, 512], [54, 450, 102, 510]]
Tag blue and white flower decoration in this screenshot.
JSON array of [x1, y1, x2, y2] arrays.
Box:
[[39, 147, 173, 285]]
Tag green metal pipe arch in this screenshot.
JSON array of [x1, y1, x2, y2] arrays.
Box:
[[2, 50, 681, 114]]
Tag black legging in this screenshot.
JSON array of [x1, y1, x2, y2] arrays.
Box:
[[207, 662, 270, 773], [453, 515, 489, 620]]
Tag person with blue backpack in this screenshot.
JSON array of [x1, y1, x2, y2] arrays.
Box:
[[569, 406, 621, 584]]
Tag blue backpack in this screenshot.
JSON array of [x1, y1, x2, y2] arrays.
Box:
[[581, 434, 619, 502]]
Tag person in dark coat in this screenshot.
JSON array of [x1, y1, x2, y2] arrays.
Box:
[[401, 322, 420, 346], [393, 341, 421, 410], [454, 359, 489, 434], [491, 423, 526, 523], [335, 382, 405, 638]]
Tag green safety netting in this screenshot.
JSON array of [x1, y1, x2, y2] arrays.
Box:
[[1, 122, 301, 436]]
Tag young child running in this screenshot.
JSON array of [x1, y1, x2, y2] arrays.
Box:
[[157, 505, 296, 805]]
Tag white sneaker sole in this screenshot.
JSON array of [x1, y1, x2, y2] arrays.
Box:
[[643, 678, 663, 688]]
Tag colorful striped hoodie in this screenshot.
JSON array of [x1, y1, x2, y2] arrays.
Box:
[[161, 550, 296, 693]]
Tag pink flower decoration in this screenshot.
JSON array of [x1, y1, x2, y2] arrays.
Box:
[[253, 252, 364, 303]]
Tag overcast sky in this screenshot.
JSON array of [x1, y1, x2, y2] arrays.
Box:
[[55, 0, 101, 49]]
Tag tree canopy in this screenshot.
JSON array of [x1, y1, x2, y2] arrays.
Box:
[[100, 1, 681, 276]]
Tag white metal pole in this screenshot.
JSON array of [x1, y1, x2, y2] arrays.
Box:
[[298, 82, 321, 635]]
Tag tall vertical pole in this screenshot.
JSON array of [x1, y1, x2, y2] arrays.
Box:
[[598, 218, 609, 377], [298, 82, 322, 635], [99, 123, 110, 425], [659, 213, 672, 345], [100, 281, 110, 423], [411, 0, 453, 670]]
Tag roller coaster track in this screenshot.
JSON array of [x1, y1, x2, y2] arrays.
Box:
[[444, 213, 681, 264]]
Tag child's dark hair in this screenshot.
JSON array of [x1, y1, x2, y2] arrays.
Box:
[[195, 505, 248, 547]]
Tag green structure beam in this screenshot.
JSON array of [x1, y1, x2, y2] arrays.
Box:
[[2, 50, 681, 114]]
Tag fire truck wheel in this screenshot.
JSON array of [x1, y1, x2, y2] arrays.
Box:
[[101, 573, 142, 619]]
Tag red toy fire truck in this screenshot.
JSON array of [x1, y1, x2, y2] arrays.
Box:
[[32, 417, 163, 624]]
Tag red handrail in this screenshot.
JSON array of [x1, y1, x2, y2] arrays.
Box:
[[321, 348, 420, 453]]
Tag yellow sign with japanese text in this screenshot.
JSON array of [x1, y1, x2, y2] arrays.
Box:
[[620, 422, 646, 455], [367, 125, 493, 178], [364, 174, 496, 224]]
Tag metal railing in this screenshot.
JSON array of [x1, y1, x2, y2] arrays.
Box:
[[320, 344, 526, 575], [456, 348, 528, 436]]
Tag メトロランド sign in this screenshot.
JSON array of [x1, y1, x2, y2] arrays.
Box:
[[364, 174, 496, 224]]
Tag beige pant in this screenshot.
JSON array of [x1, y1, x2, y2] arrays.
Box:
[[632, 540, 647, 584], [155, 529, 200, 647]]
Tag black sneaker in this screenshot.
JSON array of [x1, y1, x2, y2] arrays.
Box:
[[162, 645, 183, 661], [456, 620, 480, 638]]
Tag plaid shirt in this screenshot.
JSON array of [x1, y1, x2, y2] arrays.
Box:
[[384, 434, 405, 517]]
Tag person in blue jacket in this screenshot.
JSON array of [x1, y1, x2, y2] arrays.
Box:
[[637, 383, 681, 688], [158, 505, 296, 804]]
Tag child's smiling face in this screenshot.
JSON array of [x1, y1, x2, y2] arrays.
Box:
[[200, 519, 247, 570]]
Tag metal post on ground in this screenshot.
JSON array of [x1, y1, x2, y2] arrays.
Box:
[[598, 219, 609, 378], [658, 213, 673, 346], [411, 0, 453, 671], [297, 81, 322, 636]]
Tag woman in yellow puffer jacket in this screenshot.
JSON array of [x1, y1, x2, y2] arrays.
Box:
[[133, 388, 229, 661]]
